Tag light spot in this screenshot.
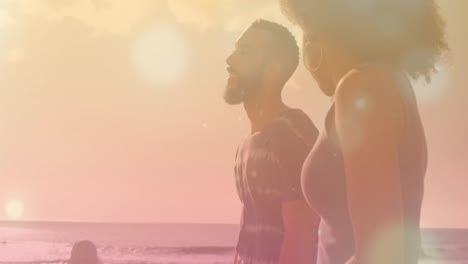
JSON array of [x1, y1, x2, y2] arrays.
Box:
[[355, 97, 367, 110], [132, 25, 189, 86], [366, 223, 421, 264], [5, 200, 24, 220]]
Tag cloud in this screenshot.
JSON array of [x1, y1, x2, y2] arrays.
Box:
[[15, 0, 162, 34], [167, 0, 295, 32], [8, 1, 300, 35]]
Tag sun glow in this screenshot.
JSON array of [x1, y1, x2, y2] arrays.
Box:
[[133, 25, 189, 86], [5, 200, 24, 220]]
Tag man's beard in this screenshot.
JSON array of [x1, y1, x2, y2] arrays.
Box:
[[223, 68, 264, 105], [223, 80, 255, 105]]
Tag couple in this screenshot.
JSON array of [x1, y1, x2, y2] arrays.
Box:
[[224, 1, 448, 264]]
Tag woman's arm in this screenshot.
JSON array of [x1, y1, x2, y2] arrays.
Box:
[[335, 68, 405, 264]]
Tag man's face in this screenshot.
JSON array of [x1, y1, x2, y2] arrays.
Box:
[[224, 27, 273, 105]]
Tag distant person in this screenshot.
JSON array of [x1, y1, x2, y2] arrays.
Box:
[[224, 19, 320, 264], [69, 240, 101, 264]]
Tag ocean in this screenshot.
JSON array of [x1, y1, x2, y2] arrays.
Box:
[[0, 221, 467, 264]]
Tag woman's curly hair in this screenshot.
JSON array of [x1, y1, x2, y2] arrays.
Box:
[[280, 0, 449, 81]]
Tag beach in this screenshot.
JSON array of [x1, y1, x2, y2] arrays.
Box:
[[0, 222, 467, 264]]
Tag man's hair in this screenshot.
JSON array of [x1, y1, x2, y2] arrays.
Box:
[[249, 19, 300, 82]]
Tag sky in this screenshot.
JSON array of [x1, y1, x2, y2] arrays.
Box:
[[0, 0, 467, 227]]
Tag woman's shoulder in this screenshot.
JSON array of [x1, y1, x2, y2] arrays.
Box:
[[335, 64, 406, 110], [334, 64, 407, 144]]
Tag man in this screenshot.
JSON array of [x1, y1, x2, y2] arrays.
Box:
[[224, 19, 320, 264]]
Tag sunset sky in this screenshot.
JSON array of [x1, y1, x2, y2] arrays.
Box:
[[0, 0, 467, 228]]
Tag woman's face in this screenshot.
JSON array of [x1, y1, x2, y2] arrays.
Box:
[[302, 32, 336, 96]]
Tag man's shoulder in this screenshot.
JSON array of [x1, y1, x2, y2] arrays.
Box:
[[267, 109, 318, 145]]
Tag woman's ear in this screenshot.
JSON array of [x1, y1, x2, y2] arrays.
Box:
[[303, 31, 317, 46], [304, 41, 324, 72]]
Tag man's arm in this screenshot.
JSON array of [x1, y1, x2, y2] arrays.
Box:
[[279, 200, 320, 264]]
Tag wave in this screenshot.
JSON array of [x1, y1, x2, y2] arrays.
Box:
[[100, 245, 235, 255], [164, 246, 235, 254], [0, 260, 67, 264], [423, 245, 468, 260], [0, 261, 232, 264]]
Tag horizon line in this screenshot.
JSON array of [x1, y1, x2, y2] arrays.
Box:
[[0, 219, 238, 226], [0, 220, 466, 230]]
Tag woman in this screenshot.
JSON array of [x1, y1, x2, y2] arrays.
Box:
[[279, 1, 448, 264]]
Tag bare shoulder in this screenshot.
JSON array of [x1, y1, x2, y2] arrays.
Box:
[[337, 65, 400, 101], [334, 65, 405, 121], [334, 65, 406, 151]]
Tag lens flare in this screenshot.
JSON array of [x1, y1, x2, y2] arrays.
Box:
[[133, 25, 189, 86], [5, 200, 24, 220]]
